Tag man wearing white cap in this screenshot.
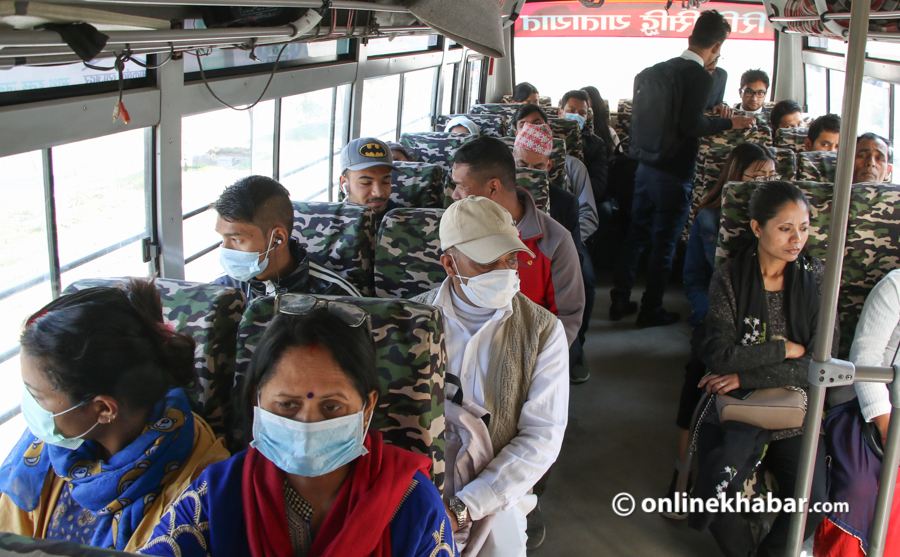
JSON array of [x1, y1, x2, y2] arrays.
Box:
[[413, 196, 569, 556]]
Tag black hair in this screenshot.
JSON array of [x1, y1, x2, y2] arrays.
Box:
[[808, 114, 841, 146], [513, 82, 539, 103], [770, 100, 802, 129], [858, 132, 893, 164], [215, 175, 294, 234], [559, 90, 590, 110], [20, 279, 196, 410], [386, 142, 415, 162], [513, 103, 549, 129], [240, 308, 380, 431], [749, 181, 810, 228], [740, 69, 770, 90], [689, 10, 731, 49], [582, 85, 614, 157], [451, 136, 517, 191], [698, 143, 776, 211]]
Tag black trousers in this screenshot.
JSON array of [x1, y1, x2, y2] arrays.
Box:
[[697, 423, 828, 557], [676, 324, 707, 429]]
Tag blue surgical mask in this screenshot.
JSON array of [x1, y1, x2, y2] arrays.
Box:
[[21, 388, 98, 451], [564, 112, 586, 131], [250, 401, 371, 477], [219, 231, 277, 283]]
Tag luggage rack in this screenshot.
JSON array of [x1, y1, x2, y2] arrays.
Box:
[[736, 1, 900, 556]]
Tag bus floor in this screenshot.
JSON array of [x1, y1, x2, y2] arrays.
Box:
[[529, 276, 728, 556]]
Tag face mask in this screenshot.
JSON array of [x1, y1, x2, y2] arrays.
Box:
[[250, 401, 370, 477], [21, 388, 98, 451], [564, 112, 586, 131], [451, 255, 520, 310], [219, 231, 277, 283]]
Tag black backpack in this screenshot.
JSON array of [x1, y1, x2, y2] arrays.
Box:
[[629, 57, 690, 164]]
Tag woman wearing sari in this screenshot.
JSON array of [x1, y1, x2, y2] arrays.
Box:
[[139, 295, 456, 557], [0, 279, 229, 551]]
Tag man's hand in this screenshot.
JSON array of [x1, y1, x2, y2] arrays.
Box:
[[713, 104, 734, 118], [731, 115, 755, 129], [443, 499, 460, 533]]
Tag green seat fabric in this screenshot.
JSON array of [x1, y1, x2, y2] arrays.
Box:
[[375, 208, 445, 299], [615, 98, 632, 152], [797, 151, 838, 184], [435, 114, 508, 138], [774, 127, 809, 152], [399, 132, 474, 174], [392, 161, 445, 209]]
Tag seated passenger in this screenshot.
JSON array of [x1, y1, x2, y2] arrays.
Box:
[[663, 143, 777, 518], [691, 182, 833, 555], [769, 100, 803, 129], [412, 196, 568, 554], [736, 69, 769, 113], [445, 116, 480, 135], [514, 121, 598, 384], [581, 85, 620, 153], [512, 81, 539, 104], [214, 176, 361, 299], [450, 136, 585, 348], [0, 279, 229, 551], [853, 132, 893, 184], [815, 268, 900, 557], [387, 141, 415, 162], [139, 301, 455, 557], [557, 90, 608, 206], [339, 137, 400, 225], [805, 114, 841, 152]]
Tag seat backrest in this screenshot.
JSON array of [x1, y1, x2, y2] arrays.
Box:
[[615, 98, 633, 151], [547, 118, 584, 162], [797, 151, 837, 183], [469, 103, 520, 121], [585, 108, 594, 138], [234, 295, 447, 491], [496, 135, 567, 192], [774, 127, 809, 152], [717, 180, 900, 357], [772, 147, 798, 181], [63, 277, 246, 439], [399, 132, 473, 173], [443, 168, 550, 214], [392, 161, 445, 209], [293, 201, 377, 297], [375, 208, 445, 299], [498, 94, 552, 107], [435, 114, 508, 138]]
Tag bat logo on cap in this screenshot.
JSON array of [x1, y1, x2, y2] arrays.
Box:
[[359, 143, 387, 158]]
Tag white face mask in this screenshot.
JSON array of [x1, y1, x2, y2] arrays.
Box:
[[450, 254, 520, 309]]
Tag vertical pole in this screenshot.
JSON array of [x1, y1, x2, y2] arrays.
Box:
[[327, 87, 337, 202], [273, 97, 282, 181], [144, 127, 158, 277], [786, 0, 870, 554], [41, 148, 61, 299], [869, 368, 900, 557], [155, 56, 185, 280], [433, 37, 449, 126], [349, 41, 368, 140], [396, 72, 405, 142]]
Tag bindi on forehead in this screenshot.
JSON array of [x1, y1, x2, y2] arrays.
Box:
[[307, 392, 314, 399]]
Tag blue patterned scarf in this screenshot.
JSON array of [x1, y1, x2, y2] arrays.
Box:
[[0, 388, 194, 550]]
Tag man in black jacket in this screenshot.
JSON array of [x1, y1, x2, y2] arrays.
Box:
[[557, 90, 608, 207], [609, 10, 754, 328]]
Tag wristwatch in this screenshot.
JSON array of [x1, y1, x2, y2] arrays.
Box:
[[449, 496, 469, 529]]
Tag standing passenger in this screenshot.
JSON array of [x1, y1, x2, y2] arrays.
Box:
[[705, 56, 733, 117], [339, 137, 400, 226], [610, 10, 755, 327], [413, 196, 569, 554]]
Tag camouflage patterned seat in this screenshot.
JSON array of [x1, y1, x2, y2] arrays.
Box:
[[469, 102, 520, 121], [615, 99, 632, 152], [391, 161, 445, 209], [443, 167, 550, 214], [797, 151, 837, 183], [375, 208, 444, 299], [293, 201, 377, 297], [499, 94, 552, 107], [399, 132, 473, 174], [717, 180, 900, 358], [547, 118, 584, 162], [434, 113, 508, 138], [496, 135, 567, 192], [63, 278, 245, 439], [234, 295, 447, 491], [773, 147, 798, 181], [774, 127, 809, 152]]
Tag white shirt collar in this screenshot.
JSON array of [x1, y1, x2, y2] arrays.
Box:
[[680, 49, 705, 67]]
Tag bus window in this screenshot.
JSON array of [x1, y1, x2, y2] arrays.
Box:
[[367, 35, 437, 56], [829, 69, 846, 115], [441, 64, 456, 115], [861, 77, 891, 140], [805, 64, 828, 117], [401, 68, 438, 135], [465, 59, 483, 110], [281, 86, 349, 201], [361, 74, 402, 142]]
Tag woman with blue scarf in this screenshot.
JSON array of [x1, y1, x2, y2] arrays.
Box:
[[0, 279, 229, 551]]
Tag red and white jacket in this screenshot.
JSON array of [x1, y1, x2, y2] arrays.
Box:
[[514, 188, 585, 347]]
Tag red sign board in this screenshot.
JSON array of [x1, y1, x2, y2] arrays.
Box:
[[515, 1, 774, 40]]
